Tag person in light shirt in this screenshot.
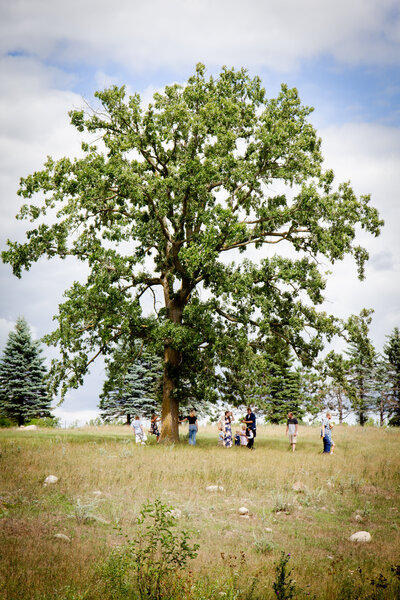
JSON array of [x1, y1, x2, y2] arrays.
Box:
[[132, 415, 147, 445]]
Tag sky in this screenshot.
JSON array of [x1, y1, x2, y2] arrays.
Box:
[[0, 0, 399, 425]]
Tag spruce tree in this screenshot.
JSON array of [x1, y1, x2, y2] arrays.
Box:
[[345, 310, 376, 426], [0, 317, 52, 426], [383, 327, 400, 425], [220, 340, 304, 423], [99, 347, 162, 424]]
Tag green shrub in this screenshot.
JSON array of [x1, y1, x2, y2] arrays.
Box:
[[0, 414, 15, 428], [27, 416, 61, 428], [101, 498, 199, 600], [272, 552, 296, 600]]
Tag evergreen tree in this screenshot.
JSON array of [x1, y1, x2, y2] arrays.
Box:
[[383, 327, 400, 425], [321, 351, 353, 424], [345, 309, 376, 426], [373, 356, 393, 426], [261, 344, 304, 424], [99, 346, 162, 424], [0, 317, 52, 426], [220, 339, 304, 423]]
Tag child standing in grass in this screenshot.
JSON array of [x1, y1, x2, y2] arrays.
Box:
[[240, 424, 248, 446], [321, 412, 332, 453], [132, 415, 147, 445], [329, 422, 335, 454], [246, 426, 254, 450]]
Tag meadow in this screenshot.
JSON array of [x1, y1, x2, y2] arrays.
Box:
[[0, 424, 399, 599]]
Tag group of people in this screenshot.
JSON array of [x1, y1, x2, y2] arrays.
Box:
[[217, 407, 256, 449], [130, 408, 336, 454]]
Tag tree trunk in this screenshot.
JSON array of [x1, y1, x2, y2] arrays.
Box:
[[126, 414, 131, 425], [337, 390, 343, 424], [160, 344, 180, 442], [379, 397, 384, 427]]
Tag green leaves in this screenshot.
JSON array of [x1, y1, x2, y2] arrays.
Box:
[[2, 65, 382, 415]]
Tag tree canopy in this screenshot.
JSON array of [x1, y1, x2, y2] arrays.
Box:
[[2, 64, 382, 440]]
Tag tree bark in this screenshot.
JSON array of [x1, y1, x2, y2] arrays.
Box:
[[160, 344, 181, 442], [159, 290, 185, 442]]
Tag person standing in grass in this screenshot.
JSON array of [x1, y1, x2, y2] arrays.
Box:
[[285, 412, 299, 452], [149, 413, 161, 443], [246, 425, 255, 450], [132, 415, 147, 445], [181, 409, 198, 445], [239, 423, 248, 446], [242, 407, 256, 445], [321, 412, 332, 453], [223, 410, 233, 447], [329, 422, 335, 454]]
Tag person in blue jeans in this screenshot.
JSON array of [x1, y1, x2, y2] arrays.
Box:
[[321, 412, 332, 453], [181, 410, 198, 445]]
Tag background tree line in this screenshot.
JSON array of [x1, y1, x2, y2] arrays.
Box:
[[1, 316, 399, 428]]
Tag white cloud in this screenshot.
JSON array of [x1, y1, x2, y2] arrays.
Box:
[[1, 1, 399, 72], [317, 121, 400, 350]]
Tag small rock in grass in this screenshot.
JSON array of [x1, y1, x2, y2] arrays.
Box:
[[238, 506, 249, 515], [265, 528, 273, 533], [354, 514, 363, 522], [22, 424, 38, 431], [92, 491, 102, 497], [44, 475, 58, 486], [54, 533, 71, 542], [327, 555, 334, 560], [206, 485, 224, 492], [349, 531, 371, 543], [169, 508, 182, 519], [292, 481, 307, 493]]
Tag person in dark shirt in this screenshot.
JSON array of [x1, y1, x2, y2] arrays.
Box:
[[242, 407, 256, 444], [180, 409, 198, 445], [285, 412, 298, 452]]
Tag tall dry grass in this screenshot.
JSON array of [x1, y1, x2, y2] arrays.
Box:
[[0, 424, 399, 599]]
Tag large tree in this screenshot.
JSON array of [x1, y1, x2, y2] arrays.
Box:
[[2, 65, 382, 440], [0, 317, 52, 426]]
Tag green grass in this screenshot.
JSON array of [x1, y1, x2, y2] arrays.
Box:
[[0, 424, 399, 599]]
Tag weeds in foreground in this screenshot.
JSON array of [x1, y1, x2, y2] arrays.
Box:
[[272, 552, 296, 600], [101, 498, 199, 600]]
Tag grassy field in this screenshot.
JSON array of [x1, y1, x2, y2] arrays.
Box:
[[0, 424, 399, 599]]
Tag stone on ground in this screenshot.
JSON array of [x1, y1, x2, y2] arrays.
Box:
[[349, 531, 371, 543], [44, 475, 58, 486], [238, 506, 249, 515], [206, 485, 224, 492]]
